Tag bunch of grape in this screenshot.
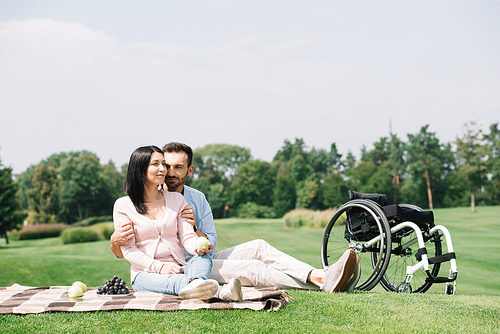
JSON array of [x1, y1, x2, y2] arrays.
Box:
[[96, 275, 130, 295]]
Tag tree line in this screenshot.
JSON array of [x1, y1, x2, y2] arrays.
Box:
[[1, 121, 499, 235]]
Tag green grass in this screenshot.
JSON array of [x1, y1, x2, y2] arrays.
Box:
[[1, 206, 500, 333]]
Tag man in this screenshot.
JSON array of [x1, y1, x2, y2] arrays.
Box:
[[111, 142, 359, 293]]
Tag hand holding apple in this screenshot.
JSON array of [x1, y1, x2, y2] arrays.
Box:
[[195, 237, 212, 255]]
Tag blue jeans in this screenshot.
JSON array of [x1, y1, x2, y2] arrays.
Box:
[[132, 254, 213, 295]]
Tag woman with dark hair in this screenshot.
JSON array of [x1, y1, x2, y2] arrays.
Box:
[[113, 146, 241, 300]]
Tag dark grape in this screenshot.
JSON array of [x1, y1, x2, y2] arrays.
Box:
[[99, 275, 130, 295]]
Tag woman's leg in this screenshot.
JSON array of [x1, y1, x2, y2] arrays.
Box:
[[182, 253, 213, 281], [132, 271, 190, 295]]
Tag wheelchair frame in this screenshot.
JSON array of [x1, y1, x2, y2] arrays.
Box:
[[321, 191, 458, 294]]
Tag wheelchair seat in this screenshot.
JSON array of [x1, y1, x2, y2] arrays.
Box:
[[383, 204, 434, 227]]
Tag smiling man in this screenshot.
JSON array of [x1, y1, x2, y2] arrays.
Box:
[[111, 142, 360, 293]]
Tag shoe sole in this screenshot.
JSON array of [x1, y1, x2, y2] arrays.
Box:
[[344, 257, 361, 292], [231, 278, 243, 301], [333, 249, 357, 293], [179, 280, 219, 301]]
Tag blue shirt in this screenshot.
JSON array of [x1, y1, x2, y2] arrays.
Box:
[[182, 185, 217, 259]]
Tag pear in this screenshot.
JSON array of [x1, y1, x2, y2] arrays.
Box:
[[68, 286, 83, 298], [72, 281, 87, 292]]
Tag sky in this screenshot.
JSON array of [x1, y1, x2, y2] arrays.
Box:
[[1, 0, 499, 174]]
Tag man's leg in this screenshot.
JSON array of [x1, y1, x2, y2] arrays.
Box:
[[212, 239, 319, 290]]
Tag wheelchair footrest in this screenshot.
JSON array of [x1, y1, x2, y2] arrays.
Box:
[[425, 272, 458, 284]]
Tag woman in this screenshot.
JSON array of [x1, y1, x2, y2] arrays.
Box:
[[113, 146, 242, 301]]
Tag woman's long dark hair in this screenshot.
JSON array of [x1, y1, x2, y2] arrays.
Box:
[[125, 145, 164, 215]]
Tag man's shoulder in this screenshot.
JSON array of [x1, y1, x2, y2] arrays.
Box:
[[184, 185, 206, 198], [183, 185, 209, 204]]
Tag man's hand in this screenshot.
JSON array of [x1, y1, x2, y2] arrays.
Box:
[[110, 221, 134, 258], [181, 205, 196, 226], [111, 221, 135, 246], [160, 263, 184, 275]]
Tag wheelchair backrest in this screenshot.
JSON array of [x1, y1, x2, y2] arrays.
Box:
[[348, 190, 387, 207]]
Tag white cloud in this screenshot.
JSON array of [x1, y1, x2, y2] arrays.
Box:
[[0, 19, 116, 80]]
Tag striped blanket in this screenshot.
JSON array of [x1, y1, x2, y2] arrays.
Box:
[[0, 284, 290, 314]]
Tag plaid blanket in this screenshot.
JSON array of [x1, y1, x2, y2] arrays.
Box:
[[0, 284, 290, 314]]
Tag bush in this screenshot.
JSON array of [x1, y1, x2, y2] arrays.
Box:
[[17, 223, 71, 240], [90, 222, 114, 240], [237, 202, 276, 218], [73, 215, 113, 227], [61, 228, 100, 244], [283, 208, 338, 229]]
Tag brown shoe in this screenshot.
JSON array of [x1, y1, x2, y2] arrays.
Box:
[[322, 249, 357, 293]]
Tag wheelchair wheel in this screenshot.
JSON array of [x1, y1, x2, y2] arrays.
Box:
[[321, 199, 391, 291], [377, 204, 443, 293]]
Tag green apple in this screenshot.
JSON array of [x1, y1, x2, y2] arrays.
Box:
[[195, 237, 210, 252], [72, 281, 87, 292], [68, 286, 84, 298]]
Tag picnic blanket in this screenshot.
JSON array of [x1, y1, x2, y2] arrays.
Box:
[[0, 284, 290, 314]]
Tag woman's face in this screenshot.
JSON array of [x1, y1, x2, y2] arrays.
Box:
[[145, 152, 167, 186]]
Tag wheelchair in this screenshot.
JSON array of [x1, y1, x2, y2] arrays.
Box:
[[321, 190, 458, 294]]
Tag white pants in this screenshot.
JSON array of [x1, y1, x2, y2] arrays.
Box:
[[210, 239, 319, 290]]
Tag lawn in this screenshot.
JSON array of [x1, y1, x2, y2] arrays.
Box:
[[1, 206, 499, 333]]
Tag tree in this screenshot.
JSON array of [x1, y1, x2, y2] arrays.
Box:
[[484, 123, 500, 205], [345, 160, 377, 194], [273, 162, 296, 217], [206, 183, 228, 219], [295, 175, 319, 209], [25, 162, 60, 224], [455, 121, 489, 212], [308, 143, 343, 177], [406, 125, 450, 209], [229, 160, 275, 210], [96, 160, 126, 213], [58, 151, 106, 222], [319, 171, 346, 209], [192, 144, 251, 186], [273, 138, 307, 164], [384, 134, 405, 204], [0, 159, 24, 243], [362, 137, 389, 166]]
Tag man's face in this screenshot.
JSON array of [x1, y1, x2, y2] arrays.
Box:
[[164, 151, 194, 192]]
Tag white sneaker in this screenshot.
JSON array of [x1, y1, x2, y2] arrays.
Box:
[[219, 278, 243, 302], [178, 279, 219, 301]]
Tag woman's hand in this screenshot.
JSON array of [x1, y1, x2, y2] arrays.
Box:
[[194, 242, 214, 256], [160, 263, 184, 275]]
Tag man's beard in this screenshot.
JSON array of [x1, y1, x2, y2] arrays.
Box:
[[166, 171, 188, 190]]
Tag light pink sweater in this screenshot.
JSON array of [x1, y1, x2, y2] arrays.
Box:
[[113, 191, 197, 282]]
